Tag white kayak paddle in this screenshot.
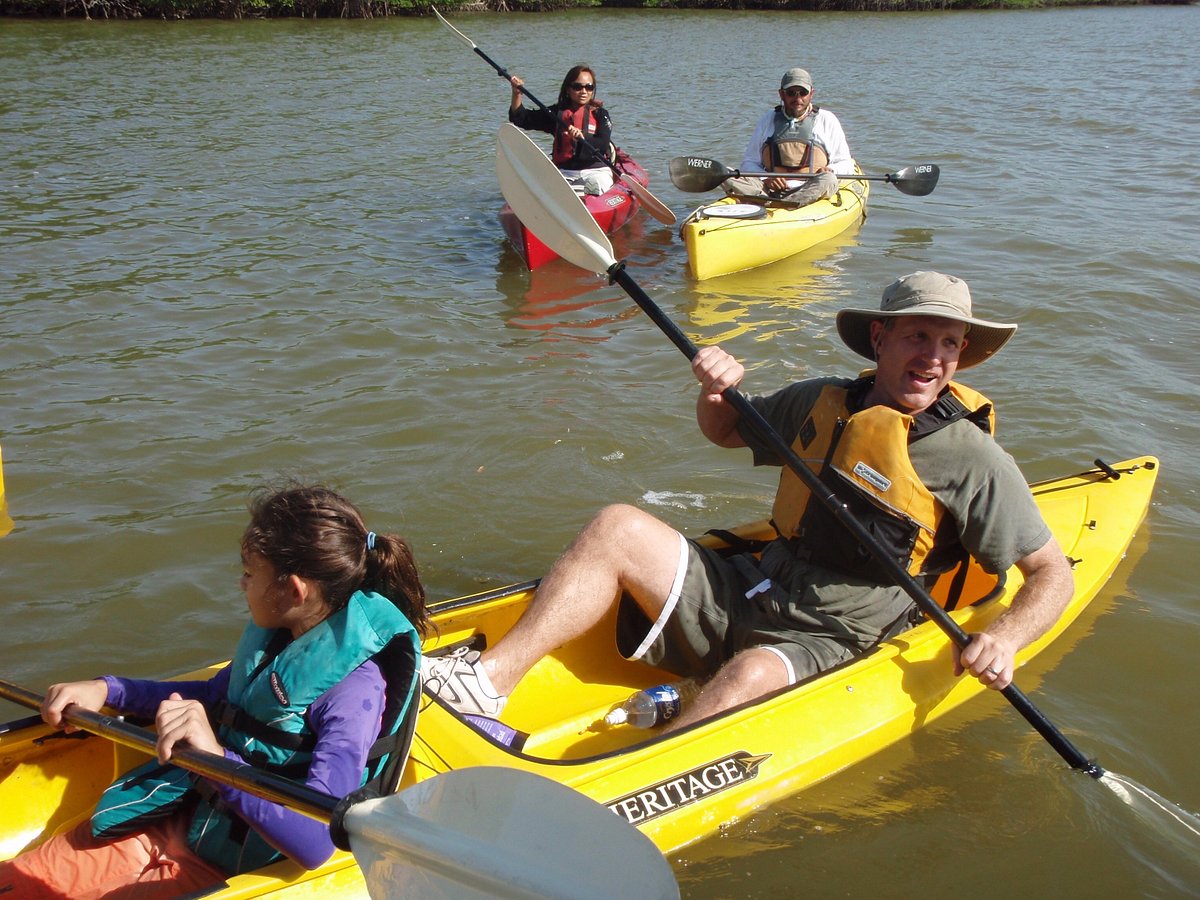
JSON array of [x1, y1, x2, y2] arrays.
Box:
[[496, 123, 621, 276]]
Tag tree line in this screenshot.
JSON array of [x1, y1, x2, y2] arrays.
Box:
[[2, 0, 1183, 23]]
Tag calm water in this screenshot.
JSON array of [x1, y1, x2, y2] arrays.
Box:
[[3, 6, 1199, 896]]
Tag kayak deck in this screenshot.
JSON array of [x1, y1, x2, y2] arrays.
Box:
[[406, 456, 1158, 853], [681, 167, 868, 280], [500, 149, 648, 269]]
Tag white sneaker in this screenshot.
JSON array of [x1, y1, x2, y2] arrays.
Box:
[[421, 647, 507, 717]]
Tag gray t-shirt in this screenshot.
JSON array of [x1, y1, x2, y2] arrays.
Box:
[[734, 376, 1052, 648]]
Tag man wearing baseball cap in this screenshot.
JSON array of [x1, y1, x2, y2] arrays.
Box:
[[423, 273, 1072, 735], [722, 66, 856, 206]]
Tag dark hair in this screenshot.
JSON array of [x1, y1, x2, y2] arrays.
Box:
[[241, 484, 429, 635], [557, 64, 603, 109]]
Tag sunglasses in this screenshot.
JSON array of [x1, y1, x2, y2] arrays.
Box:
[[570, 82, 596, 91], [783, 86, 810, 98]]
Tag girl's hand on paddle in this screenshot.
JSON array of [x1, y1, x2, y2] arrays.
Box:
[[155, 692, 222, 763], [41, 679, 108, 732], [692, 345, 744, 401], [955, 633, 1014, 690]]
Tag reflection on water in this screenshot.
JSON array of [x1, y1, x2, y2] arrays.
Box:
[[888, 226, 936, 250], [494, 215, 660, 345], [683, 225, 863, 345], [495, 250, 627, 344]]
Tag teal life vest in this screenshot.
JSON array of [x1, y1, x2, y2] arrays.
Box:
[[90, 590, 421, 876]]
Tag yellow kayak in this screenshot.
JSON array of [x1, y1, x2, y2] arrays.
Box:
[[0, 456, 1158, 896], [0, 446, 12, 539], [680, 168, 868, 281]]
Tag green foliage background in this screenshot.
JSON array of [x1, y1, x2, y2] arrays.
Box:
[[1, 0, 1187, 20]]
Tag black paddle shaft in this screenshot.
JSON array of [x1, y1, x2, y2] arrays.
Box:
[[0, 679, 349, 830], [606, 263, 1102, 778], [668, 156, 939, 197]]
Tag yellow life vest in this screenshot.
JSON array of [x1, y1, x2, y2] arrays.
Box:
[[771, 377, 995, 581]]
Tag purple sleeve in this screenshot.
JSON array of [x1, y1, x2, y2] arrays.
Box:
[[102, 667, 230, 718], [209, 661, 386, 870]]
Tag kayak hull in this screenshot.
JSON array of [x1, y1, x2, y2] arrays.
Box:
[[500, 149, 648, 270], [407, 457, 1156, 853], [0, 457, 1159, 895], [681, 166, 868, 280]]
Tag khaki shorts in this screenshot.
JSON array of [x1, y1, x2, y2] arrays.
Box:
[[615, 535, 857, 685], [723, 172, 838, 205]]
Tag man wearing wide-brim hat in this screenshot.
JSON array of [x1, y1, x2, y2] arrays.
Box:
[[422, 272, 1074, 735]]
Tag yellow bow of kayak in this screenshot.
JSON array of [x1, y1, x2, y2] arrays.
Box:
[[0, 446, 12, 539]]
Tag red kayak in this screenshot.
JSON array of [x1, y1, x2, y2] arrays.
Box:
[[500, 149, 648, 270]]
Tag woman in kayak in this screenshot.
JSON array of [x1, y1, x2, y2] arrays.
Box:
[[508, 64, 615, 195], [0, 484, 428, 899]]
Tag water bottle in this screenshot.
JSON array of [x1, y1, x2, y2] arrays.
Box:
[[464, 714, 529, 752], [603, 679, 700, 728]]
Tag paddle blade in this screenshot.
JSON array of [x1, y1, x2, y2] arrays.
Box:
[[620, 173, 678, 225], [668, 156, 735, 193], [496, 123, 617, 275], [889, 164, 940, 196], [431, 7, 476, 50], [346, 767, 679, 900]]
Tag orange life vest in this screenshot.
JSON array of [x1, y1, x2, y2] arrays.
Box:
[[553, 105, 600, 167], [771, 377, 995, 581]]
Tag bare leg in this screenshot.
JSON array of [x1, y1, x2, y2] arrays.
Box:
[[481, 504, 685, 697], [662, 647, 790, 733]]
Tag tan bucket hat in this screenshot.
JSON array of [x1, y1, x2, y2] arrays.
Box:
[[835, 271, 1017, 370]]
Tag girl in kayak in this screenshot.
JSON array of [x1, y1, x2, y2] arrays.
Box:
[[0, 485, 428, 899], [509, 64, 615, 195]]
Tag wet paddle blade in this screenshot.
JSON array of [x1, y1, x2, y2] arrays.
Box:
[[668, 156, 735, 193], [496, 123, 617, 275], [431, 7, 477, 50], [347, 767, 679, 900], [620, 173, 677, 225], [889, 163, 940, 196]]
